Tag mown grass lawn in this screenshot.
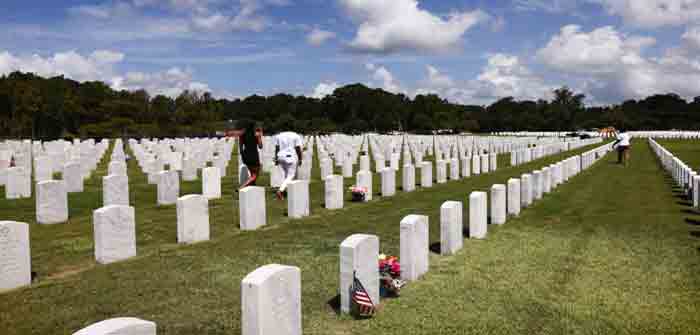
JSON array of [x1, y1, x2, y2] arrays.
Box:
[[1, 139, 698, 335]]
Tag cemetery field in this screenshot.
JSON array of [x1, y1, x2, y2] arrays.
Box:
[[1, 140, 699, 334], [657, 139, 700, 167]]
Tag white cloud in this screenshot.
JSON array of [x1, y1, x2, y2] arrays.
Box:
[[307, 28, 336, 46], [537, 25, 654, 74], [311, 82, 340, 98], [112, 67, 211, 97], [414, 56, 554, 105], [514, 0, 580, 12], [339, 0, 488, 53], [0, 49, 212, 98], [683, 26, 700, 50], [537, 25, 700, 102], [365, 63, 403, 93], [0, 50, 122, 82], [590, 0, 700, 28]]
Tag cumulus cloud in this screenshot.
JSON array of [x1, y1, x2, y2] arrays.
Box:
[[537, 25, 655, 74], [311, 82, 340, 98], [366, 63, 403, 93], [590, 0, 700, 28], [111, 67, 211, 97], [340, 0, 488, 53], [0, 50, 211, 98], [537, 24, 700, 102], [683, 26, 700, 50], [415, 55, 554, 105], [514, 0, 580, 13], [307, 28, 336, 46]]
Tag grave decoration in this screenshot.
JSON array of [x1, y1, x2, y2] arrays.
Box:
[[378, 254, 405, 297], [349, 186, 368, 202]]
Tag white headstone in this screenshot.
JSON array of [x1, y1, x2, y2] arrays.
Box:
[[202, 167, 221, 200], [320, 158, 332, 181], [157, 170, 179, 205], [177, 194, 210, 244], [472, 155, 481, 175], [356, 171, 373, 201], [490, 184, 506, 225], [461, 157, 471, 178], [93, 205, 136, 264], [339, 234, 379, 314], [242, 264, 301, 335], [6, 167, 31, 199], [420, 162, 433, 188], [182, 158, 197, 181], [36, 180, 68, 224], [342, 159, 353, 178], [440, 201, 463, 255], [402, 164, 415, 192], [449, 158, 460, 180], [108, 161, 127, 176], [0, 221, 31, 291], [532, 170, 543, 200], [507, 178, 521, 217], [72, 318, 156, 335], [239, 186, 266, 230], [34, 156, 53, 182], [521, 173, 533, 207], [324, 175, 343, 210], [359, 155, 370, 172], [287, 180, 310, 219], [481, 154, 489, 174], [435, 160, 447, 184], [381, 168, 396, 197], [103, 175, 129, 206], [63, 162, 83, 193], [469, 192, 487, 239], [400, 215, 429, 281]]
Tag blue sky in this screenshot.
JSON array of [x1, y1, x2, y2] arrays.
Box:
[[1, 0, 699, 105]]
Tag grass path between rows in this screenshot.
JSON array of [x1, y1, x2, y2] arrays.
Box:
[[1, 140, 698, 334]]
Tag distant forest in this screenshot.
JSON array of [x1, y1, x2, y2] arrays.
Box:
[[1, 71, 700, 139]]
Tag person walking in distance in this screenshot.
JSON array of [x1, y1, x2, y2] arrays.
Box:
[[237, 120, 263, 190], [275, 131, 303, 200], [612, 128, 631, 166]]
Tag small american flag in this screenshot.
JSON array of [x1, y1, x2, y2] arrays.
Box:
[[351, 271, 375, 317]]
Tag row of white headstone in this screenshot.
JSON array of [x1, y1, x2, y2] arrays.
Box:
[[649, 138, 700, 208], [4, 139, 109, 200], [233, 141, 615, 335]]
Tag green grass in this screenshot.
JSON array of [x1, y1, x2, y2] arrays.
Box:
[[657, 139, 700, 169], [1, 139, 698, 334]]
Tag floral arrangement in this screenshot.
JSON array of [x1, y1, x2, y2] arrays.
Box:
[[378, 254, 405, 296], [349, 186, 368, 202]]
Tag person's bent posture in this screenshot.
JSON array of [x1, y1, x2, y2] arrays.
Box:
[[613, 129, 631, 166]]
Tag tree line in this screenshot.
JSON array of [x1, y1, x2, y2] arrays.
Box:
[[1, 71, 700, 140]]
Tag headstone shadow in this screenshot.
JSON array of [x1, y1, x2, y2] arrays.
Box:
[[691, 231, 700, 238], [429, 242, 441, 255], [684, 218, 700, 226], [326, 294, 341, 316]]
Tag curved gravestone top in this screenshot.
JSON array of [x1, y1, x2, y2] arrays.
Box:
[[340, 234, 378, 249], [72, 317, 156, 335], [241, 264, 301, 335]]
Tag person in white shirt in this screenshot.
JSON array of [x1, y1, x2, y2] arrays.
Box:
[[274, 131, 303, 200], [613, 129, 631, 166]]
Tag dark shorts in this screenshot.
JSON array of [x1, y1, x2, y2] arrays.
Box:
[[241, 148, 260, 168], [616, 145, 630, 152]]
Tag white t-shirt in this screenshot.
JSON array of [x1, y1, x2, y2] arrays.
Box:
[[617, 132, 631, 146], [275, 132, 303, 161]]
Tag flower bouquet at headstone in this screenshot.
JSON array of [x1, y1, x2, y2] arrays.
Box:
[[378, 254, 405, 297], [349, 186, 368, 202]]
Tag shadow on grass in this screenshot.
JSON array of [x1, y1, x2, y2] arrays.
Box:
[[429, 242, 441, 255], [681, 209, 698, 215], [691, 231, 700, 238], [327, 294, 341, 316], [677, 201, 693, 207], [685, 218, 700, 226]]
